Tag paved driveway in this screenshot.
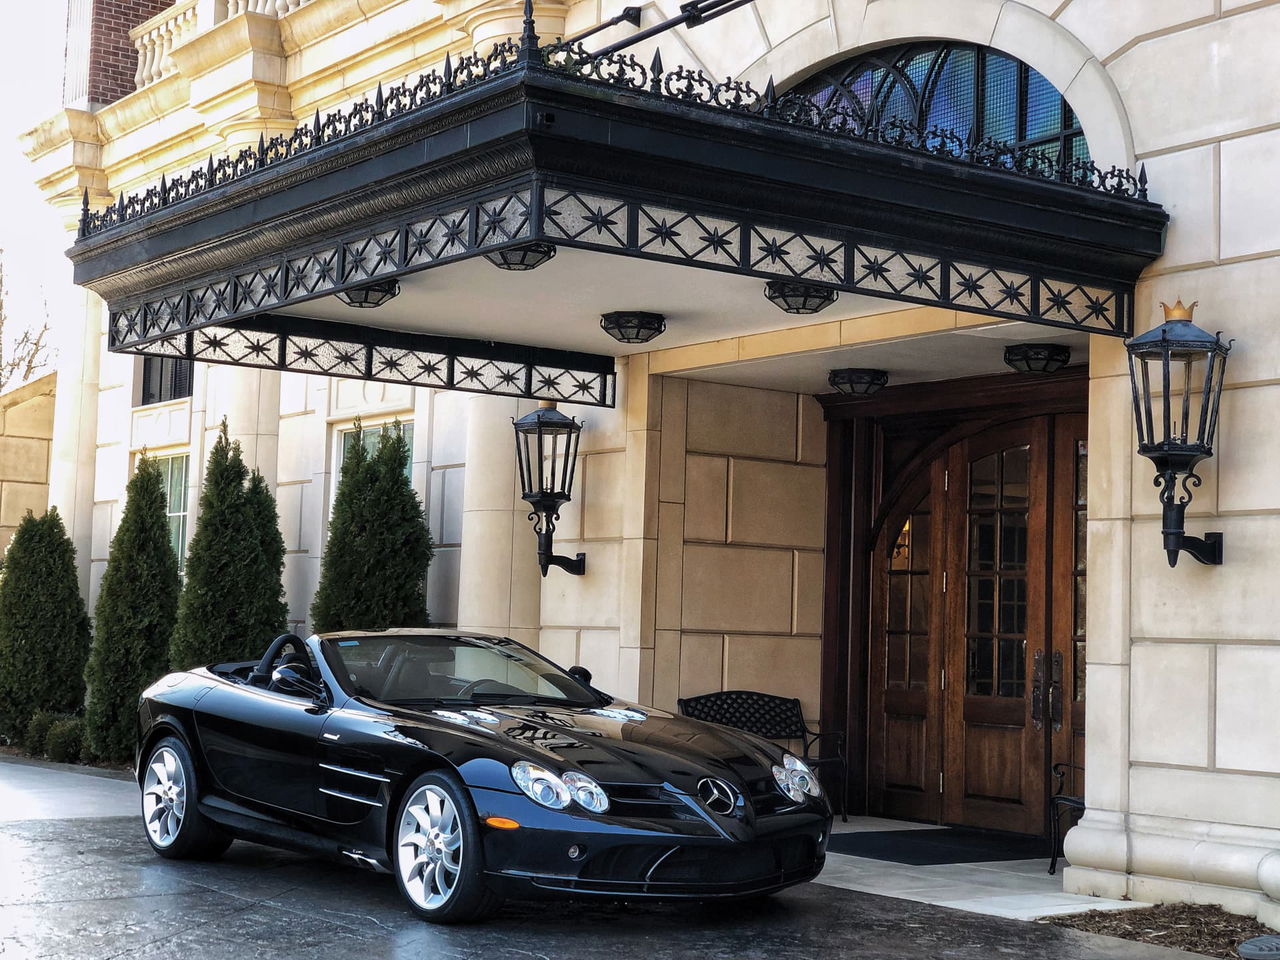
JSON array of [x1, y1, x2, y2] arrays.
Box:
[[0, 759, 1203, 960]]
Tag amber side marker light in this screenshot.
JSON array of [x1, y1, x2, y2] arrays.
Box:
[[485, 817, 521, 830]]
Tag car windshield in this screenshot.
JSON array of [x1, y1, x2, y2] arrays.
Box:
[[325, 633, 600, 707]]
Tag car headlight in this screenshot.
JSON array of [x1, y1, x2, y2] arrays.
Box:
[[562, 771, 610, 813], [772, 753, 822, 803], [511, 761, 571, 809]]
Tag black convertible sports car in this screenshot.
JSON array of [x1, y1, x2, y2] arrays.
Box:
[[136, 629, 831, 922]]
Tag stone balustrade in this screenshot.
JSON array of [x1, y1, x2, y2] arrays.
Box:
[[130, 0, 197, 90], [131, 0, 319, 91], [225, 0, 313, 16]]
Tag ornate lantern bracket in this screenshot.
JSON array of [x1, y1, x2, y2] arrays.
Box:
[[513, 402, 587, 577], [1125, 300, 1232, 567]]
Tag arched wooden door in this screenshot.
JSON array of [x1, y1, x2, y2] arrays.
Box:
[[867, 413, 1087, 835]]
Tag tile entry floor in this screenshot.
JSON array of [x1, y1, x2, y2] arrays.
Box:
[[815, 816, 1148, 922]]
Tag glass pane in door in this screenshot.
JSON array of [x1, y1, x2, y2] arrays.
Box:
[[966, 444, 1031, 698], [886, 495, 933, 692]]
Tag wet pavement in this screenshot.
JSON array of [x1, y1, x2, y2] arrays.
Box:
[[0, 758, 1204, 960]]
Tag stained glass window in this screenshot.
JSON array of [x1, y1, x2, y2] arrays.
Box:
[[790, 43, 1089, 163]]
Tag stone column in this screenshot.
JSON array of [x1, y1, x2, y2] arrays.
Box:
[[47, 290, 103, 598], [200, 366, 281, 485], [456, 393, 541, 647]]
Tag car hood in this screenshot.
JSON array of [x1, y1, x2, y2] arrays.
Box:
[[391, 699, 783, 793]]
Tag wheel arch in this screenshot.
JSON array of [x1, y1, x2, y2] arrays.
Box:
[[383, 751, 466, 857], [136, 714, 196, 785]]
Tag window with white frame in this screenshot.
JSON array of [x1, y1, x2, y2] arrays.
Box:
[[152, 454, 190, 571]]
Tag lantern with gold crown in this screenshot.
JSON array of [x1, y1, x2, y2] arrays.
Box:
[[1125, 299, 1232, 566]]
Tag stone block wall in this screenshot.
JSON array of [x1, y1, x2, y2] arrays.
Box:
[[0, 375, 56, 555], [648, 378, 827, 724]]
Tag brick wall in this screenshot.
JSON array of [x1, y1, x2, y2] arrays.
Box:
[[85, 0, 173, 105]]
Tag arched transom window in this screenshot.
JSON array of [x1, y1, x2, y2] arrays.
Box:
[[791, 43, 1089, 163]]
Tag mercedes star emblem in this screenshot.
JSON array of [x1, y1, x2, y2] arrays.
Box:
[[696, 777, 740, 816]]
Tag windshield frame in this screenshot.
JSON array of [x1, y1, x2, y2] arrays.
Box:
[[318, 632, 609, 708]]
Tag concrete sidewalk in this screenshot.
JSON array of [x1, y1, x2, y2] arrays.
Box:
[[0, 755, 137, 821]]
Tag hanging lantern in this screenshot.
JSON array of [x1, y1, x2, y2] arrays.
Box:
[[336, 278, 400, 308], [1125, 299, 1232, 567], [828, 368, 889, 396], [513, 402, 586, 576], [1003, 343, 1071, 374], [764, 280, 839, 315], [485, 242, 558, 272], [600, 311, 666, 344]]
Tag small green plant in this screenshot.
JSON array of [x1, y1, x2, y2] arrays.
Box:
[[24, 710, 59, 756], [84, 455, 181, 764], [44, 716, 83, 764]]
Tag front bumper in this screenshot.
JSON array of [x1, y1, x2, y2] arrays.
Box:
[[471, 786, 830, 900]]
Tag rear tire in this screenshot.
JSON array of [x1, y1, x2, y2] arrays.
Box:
[[392, 770, 501, 924], [141, 736, 232, 860]]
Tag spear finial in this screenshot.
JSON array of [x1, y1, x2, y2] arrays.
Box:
[[78, 187, 89, 237], [649, 49, 663, 94], [518, 0, 540, 64]]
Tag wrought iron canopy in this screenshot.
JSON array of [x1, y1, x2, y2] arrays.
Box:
[[69, 25, 1168, 406]]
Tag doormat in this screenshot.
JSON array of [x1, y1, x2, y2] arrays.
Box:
[[827, 827, 1047, 865]]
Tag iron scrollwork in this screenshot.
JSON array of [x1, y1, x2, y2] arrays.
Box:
[[80, 13, 1154, 241]]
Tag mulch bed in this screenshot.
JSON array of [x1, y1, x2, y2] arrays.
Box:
[[1049, 903, 1275, 958]]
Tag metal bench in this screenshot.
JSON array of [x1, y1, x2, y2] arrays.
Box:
[[677, 690, 847, 822]]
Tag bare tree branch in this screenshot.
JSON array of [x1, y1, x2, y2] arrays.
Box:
[[0, 248, 54, 393]]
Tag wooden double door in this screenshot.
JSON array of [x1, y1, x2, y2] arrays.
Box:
[[867, 414, 1087, 835]]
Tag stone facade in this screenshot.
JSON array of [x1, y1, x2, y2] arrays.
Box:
[[0, 375, 56, 555], [21, 0, 1280, 924]]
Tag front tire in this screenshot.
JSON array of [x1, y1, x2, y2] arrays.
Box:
[[140, 736, 231, 860], [392, 770, 500, 923]]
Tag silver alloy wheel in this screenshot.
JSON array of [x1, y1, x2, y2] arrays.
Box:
[[397, 785, 463, 911], [142, 746, 186, 847]]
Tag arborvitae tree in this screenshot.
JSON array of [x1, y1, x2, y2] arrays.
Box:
[[84, 455, 180, 763], [169, 424, 287, 669], [365, 426, 434, 627], [310, 421, 433, 632], [0, 509, 91, 741], [246, 468, 289, 639]]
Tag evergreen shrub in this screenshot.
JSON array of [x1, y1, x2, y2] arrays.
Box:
[[169, 423, 288, 669], [24, 709, 59, 756], [0, 508, 92, 741], [45, 715, 82, 763], [84, 455, 181, 763], [310, 421, 433, 632]]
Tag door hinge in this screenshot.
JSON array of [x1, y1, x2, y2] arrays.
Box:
[[941, 667, 946, 690], [942, 570, 947, 593], [939, 770, 944, 793], [944, 468, 949, 491]]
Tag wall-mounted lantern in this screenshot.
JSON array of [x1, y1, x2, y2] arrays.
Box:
[[513, 402, 586, 577], [1125, 300, 1232, 567]]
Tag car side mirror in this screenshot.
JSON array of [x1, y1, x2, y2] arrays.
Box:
[[568, 665, 593, 686], [271, 664, 326, 703]]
